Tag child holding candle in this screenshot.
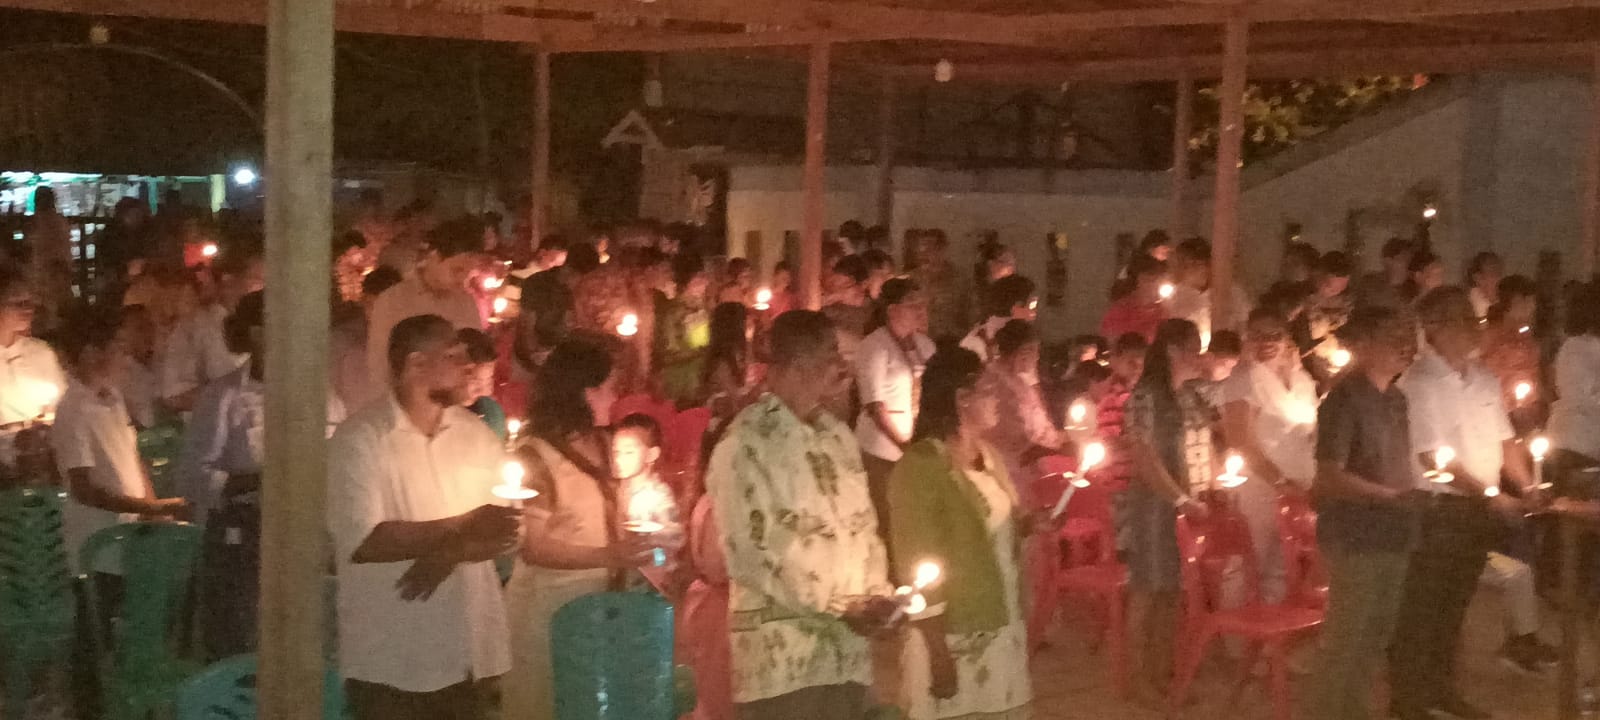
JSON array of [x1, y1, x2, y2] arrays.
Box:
[[612, 413, 685, 589]]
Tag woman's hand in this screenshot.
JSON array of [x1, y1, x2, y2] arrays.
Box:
[[605, 535, 660, 568], [929, 648, 959, 700]]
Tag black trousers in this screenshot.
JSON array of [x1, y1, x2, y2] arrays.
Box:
[[346, 677, 496, 720], [1388, 495, 1503, 712]]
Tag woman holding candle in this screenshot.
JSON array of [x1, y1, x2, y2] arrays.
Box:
[[652, 252, 711, 407], [887, 346, 1031, 720], [502, 336, 661, 720], [1121, 318, 1213, 705]]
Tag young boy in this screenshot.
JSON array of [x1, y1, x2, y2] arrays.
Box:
[[612, 413, 685, 591], [55, 311, 191, 577], [458, 328, 508, 441]]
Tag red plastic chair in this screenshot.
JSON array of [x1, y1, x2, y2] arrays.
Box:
[[1040, 456, 1130, 696], [613, 394, 678, 431], [1169, 515, 1323, 720], [1277, 494, 1328, 610], [665, 406, 713, 473]]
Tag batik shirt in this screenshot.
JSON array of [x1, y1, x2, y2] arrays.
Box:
[[706, 393, 892, 704]]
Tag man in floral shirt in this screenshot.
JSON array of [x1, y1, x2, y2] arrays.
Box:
[[707, 310, 898, 719]]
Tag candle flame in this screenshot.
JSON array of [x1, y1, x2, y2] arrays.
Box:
[[1158, 283, 1175, 301], [201, 242, 219, 258], [501, 460, 525, 488], [507, 418, 523, 437], [1530, 436, 1550, 461], [905, 592, 928, 615], [1330, 348, 1352, 370], [492, 297, 509, 315], [616, 312, 639, 337], [1484, 485, 1501, 498], [1081, 442, 1106, 473], [1225, 454, 1244, 477], [913, 561, 942, 589], [1435, 446, 1455, 471], [754, 287, 773, 311], [483, 276, 504, 291], [1069, 401, 1088, 425], [1515, 382, 1532, 402]]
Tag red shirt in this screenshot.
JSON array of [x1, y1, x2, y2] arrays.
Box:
[[1100, 297, 1164, 342], [1091, 375, 1136, 492]]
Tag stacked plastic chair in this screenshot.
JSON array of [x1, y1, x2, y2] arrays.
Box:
[[81, 521, 206, 720], [175, 654, 346, 720], [0, 488, 76, 716], [137, 421, 185, 499], [552, 592, 696, 720]]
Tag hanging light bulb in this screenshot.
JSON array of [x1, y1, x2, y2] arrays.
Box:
[[934, 59, 954, 83]]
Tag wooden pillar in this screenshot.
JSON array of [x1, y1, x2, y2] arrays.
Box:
[[259, 0, 332, 716], [1209, 13, 1249, 332], [1583, 46, 1600, 280], [530, 49, 552, 246], [874, 73, 897, 234], [1560, 515, 1583, 720], [1171, 70, 1195, 238], [800, 43, 831, 311]]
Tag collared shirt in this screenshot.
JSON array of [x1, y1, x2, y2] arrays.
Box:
[[1549, 334, 1600, 460], [366, 277, 483, 387], [0, 336, 66, 425], [1222, 361, 1319, 485], [855, 327, 934, 461], [1099, 297, 1164, 343], [1123, 380, 1215, 495], [161, 304, 246, 402], [1397, 348, 1513, 491], [1314, 372, 1418, 552], [178, 366, 265, 520], [983, 364, 1063, 501], [958, 316, 1009, 363], [706, 393, 891, 704], [327, 397, 511, 693], [52, 382, 149, 575], [1168, 283, 1249, 340], [1470, 287, 1495, 320]]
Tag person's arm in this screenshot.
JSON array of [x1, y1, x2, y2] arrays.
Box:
[[175, 382, 231, 515], [1312, 387, 1404, 504], [516, 446, 653, 570], [858, 337, 907, 449], [64, 467, 185, 516], [1220, 399, 1286, 488], [1121, 389, 1203, 511]]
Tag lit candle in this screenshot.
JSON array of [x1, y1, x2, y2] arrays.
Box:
[[1531, 436, 1551, 490], [1066, 399, 1089, 432], [507, 418, 523, 442], [1158, 283, 1175, 301], [493, 460, 538, 506], [201, 242, 219, 259], [1028, 298, 1039, 312], [1330, 348, 1352, 373], [36, 382, 60, 423], [1051, 441, 1107, 519], [1422, 205, 1439, 220], [623, 483, 670, 566], [889, 560, 944, 623], [1484, 485, 1501, 498], [1426, 446, 1456, 485], [754, 287, 772, 311], [1514, 382, 1533, 404], [1216, 453, 1248, 489], [492, 296, 509, 316], [616, 312, 639, 337], [1519, 325, 1532, 335], [482, 276, 504, 291]]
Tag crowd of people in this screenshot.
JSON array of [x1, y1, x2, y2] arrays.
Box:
[[3, 186, 1600, 720]]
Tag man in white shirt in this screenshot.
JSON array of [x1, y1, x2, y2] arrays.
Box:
[[366, 216, 486, 389], [161, 252, 262, 412], [1220, 308, 1320, 604], [328, 313, 521, 720], [0, 271, 67, 429], [1389, 286, 1533, 720], [960, 275, 1037, 363], [53, 312, 189, 577], [1168, 237, 1248, 343], [855, 278, 935, 539]]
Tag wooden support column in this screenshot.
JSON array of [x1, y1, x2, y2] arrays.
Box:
[[1171, 70, 1195, 238], [259, 0, 332, 716], [1583, 45, 1600, 279], [800, 42, 831, 311], [1209, 12, 1248, 332], [874, 73, 897, 234], [530, 49, 552, 246]]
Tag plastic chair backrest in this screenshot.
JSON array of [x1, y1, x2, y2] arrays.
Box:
[[0, 488, 75, 631], [1276, 495, 1325, 603], [138, 422, 186, 498], [81, 521, 205, 666], [1176, 514, 1261, 620], [552, 592, 678, 720], [175, 654, 346, 720], [665, 407, 712, 471]]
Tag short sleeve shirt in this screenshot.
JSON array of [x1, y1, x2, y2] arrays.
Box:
[[1314, 372, 1418, 552], [854, 327, 934, 461], [0, 336, 67, 425], [1397, 349, 1514, 491], [53, 383, 148, 574]]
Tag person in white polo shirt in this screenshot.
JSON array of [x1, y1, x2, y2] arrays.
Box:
[[1388, 286, 1534, 720], [328, 313, 521, 720], [855, 278, 934, 541], [0, 271, 66, 430]]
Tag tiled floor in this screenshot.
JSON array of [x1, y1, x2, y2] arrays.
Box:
[[1028, 590, 1564, 720]]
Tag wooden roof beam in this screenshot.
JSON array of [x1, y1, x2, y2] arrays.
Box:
[[500, 0, 1024, 44], [0, 0, 598, 44], [550, 27, 911, 53], [1017, 0, 1600, 35]]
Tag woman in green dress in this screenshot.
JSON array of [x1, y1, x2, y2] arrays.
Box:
[[888, 347, 1032, 720]]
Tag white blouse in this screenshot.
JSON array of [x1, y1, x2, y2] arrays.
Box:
[[1550, 335, 1600, 460]]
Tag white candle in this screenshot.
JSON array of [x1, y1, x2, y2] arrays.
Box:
[[1426, 446, 1456, 485], [1515, 382, 1533, 404], [492, 297, 509, 316], [616, 312, 639, 337], [1330, 348, 1352, 373], [754, 287, 772, 311], [507, 418, 523, 442], [889, 560, 944, 623], [1067, 400, 1089, 431], [1158, 283, 1175, 301], [1216, 453, 1248, 489], [1051, 442, 1107, 519], [493, 460, 537, 505], [201, 242, 219, 259], [1531, 436, 1551, 490]]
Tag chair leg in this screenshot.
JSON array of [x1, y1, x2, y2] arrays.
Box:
[[1106, 590, 1129, 698], [1265, 640, 1292, 720], [1227, 640, 1263, 707], [1169, 624, 1215, 712]]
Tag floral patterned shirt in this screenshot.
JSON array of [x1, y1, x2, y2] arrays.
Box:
[[1123, 380, 1216, 494], [706, 393, 892, 703]]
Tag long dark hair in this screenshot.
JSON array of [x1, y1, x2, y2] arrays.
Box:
[[531, 334, 614, 440], [1136, 318, 1200, 414], [912, 347, 984, 442], [702, 301, 749, 387]]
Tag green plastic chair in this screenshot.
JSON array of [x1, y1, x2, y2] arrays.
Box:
[[137, 421, 185, 499], [80, 521, 206, 720], [551, 592, 696, 720], [175, 654, 346, 720], [0, 488, 76, 715]]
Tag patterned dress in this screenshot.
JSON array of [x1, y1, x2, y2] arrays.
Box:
[[899, 461, 1031, 720], [1120, 380, 1215, 592]]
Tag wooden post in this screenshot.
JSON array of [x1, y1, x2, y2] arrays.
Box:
[[1209, 12, 1249, 332], [874, 73, 897, 234], [1171, 69, 1195, 238], [1560, 513, 1582, 720], [530, 49, 552, 246], [1583, 45, 1600, 280], [800, 42, 831, 311], [260, 0, 332, 716]]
